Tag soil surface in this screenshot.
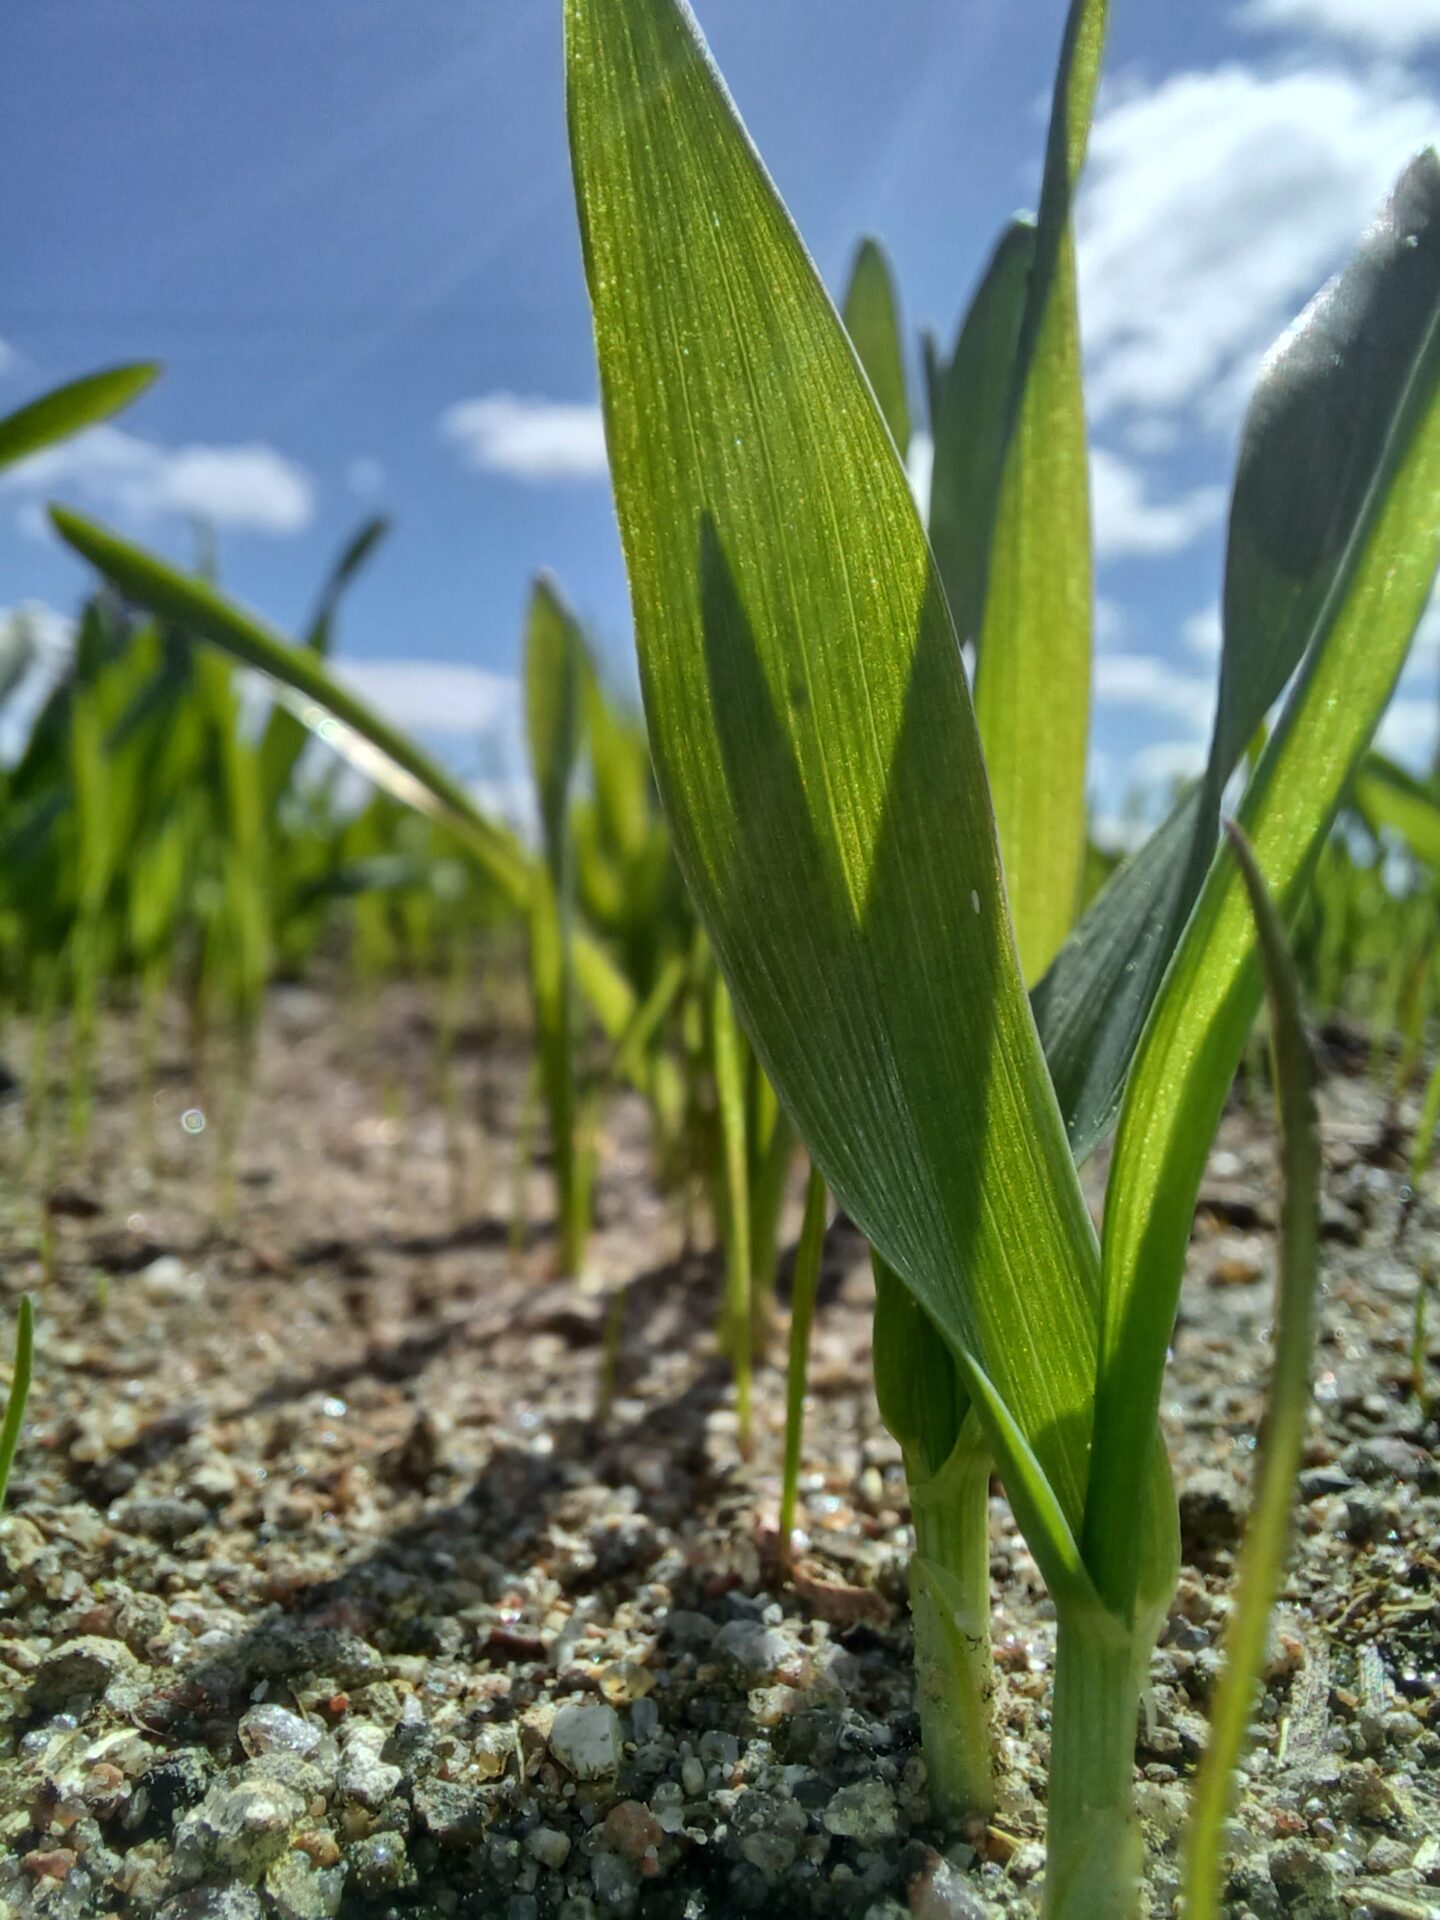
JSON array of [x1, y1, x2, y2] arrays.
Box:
[[0, 985, 1436, 1920]]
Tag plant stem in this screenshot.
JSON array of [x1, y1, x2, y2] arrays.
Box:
[[1043, 1608, 1144, 1920], [778, 1164, 826, 1578], [906, 1416, 997, 1824]]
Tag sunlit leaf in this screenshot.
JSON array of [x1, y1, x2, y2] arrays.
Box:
[[841, 238, 911, 459], [1037, 151, 1440, 1167], [0, 363, 158, 474], [1355, 749, 1440, 867], [1087, 151, 1440, 1613], [926, 218, 1034, 656], [0, 1297, 34, 1513], [566, 0, 1173, 1600], [972, 0, 1105, 982], [1183, 826, 1320, 1919]]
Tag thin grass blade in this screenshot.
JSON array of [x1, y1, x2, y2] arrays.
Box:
[[972, 0, 1105, 982], [841, 239, 911, 459], [779, 1162, 827, 1574], [566, 0, 1172, 1592], [0, 1297, 34, 1512], [1355, 750, 1440, 867], [1182, 825, 1320, 1919], [926, 218, 1035, 656], [0, 364, 158, 473], [1038, 153, 1440, 1168], [1086, 152, 1440, 1614]]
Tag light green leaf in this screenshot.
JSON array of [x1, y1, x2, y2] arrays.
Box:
[[780, 1162, 827, 1570], [1036, 150, 1440, 1168], [0, 363, 158, 474], [1087, 151, 1440, 1614], [259, 515, 389, 810], [566, 0, 1172, 1592], [926, 218, 1035, 657], [972, 0, 1105, 983], [841, 238, 911, 459], [1355, 749, 1440, 866], [526, 576, 586, 885], [49, 505, 641, 1045], [50, 506, 531, 904], [525, 577, 589, 1274], [872, 1255, 965, 1482], [0, 1297, 34, 1513], [1183, 825, 1320, 1920]]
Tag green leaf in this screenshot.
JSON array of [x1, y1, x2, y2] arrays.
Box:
[[0, 1297, 34, 1513], [0, 363, 158, 474], [1036, 149, 1440, 1167], [526, 576, 587, 886], [1414, 1051, 1440, 1183], [926, 218, 1035, 657], [712, 973, 754, 1447], [525, 577, 589, 1274], [258, 515, 389, 811], [1086, 150, 1440, 1615], [49, 505, 642, 1047], [49, 506, 532, 905], [841, 238, 911, 459], [779, 1162, 827, 1569], [872, 1255, 965, 1482], [566, 0, 1172, 1594], [1182, 826, 1320, 1920], [1355, 749, 1440, 867], [972, 0, 1105, 983]]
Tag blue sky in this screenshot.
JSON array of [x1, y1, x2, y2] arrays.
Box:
[[2, 0, 1438, 832]]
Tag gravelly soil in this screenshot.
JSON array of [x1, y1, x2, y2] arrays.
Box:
[[0, 985, 1436, 1920]]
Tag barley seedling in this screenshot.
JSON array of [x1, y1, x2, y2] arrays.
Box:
[[563, 0, 1440, 1907]]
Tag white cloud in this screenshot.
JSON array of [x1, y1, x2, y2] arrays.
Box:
[[346, 456, 385, 498], [1091, 447, 1226, 558], [1094, 650, 1217, 728], [439, 393, 608, 482], [333, 658, 519, 737], [1182, 602, 1223, 660], [1238, 0, 1440, 54], [1132, 738, 1209, 787], [4, 425, 315, 536], [1079, 63, 1438, 426]]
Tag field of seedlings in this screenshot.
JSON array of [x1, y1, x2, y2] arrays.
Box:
[[2, 1, 1439, 1918]]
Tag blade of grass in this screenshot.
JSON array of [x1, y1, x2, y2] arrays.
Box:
[[972, 0, 1105, 983], [526, 577, 590, 1273], [712, 974, 753, 1452], [1086, 151, 1440, 1617], [1182, 824, 1320, 1920], [51, 508, 646, 1052], [778, 1162, 827, 1578], [0, 1297, 35, 1511], [258, 515, 390, 811], [1355, 750, 1440, 867], [49, 506, 533, 904], [841, 239, 911, 459], [1036, 160, 1440, 1166], [566, 0, 1174, 1597], [0, 364, 158, 473], [1414, 1052, 1440, 1183], [926, 218, 1035, 655]]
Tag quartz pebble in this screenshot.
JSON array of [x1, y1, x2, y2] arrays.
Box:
[[549, 1703, 623, 1781]]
